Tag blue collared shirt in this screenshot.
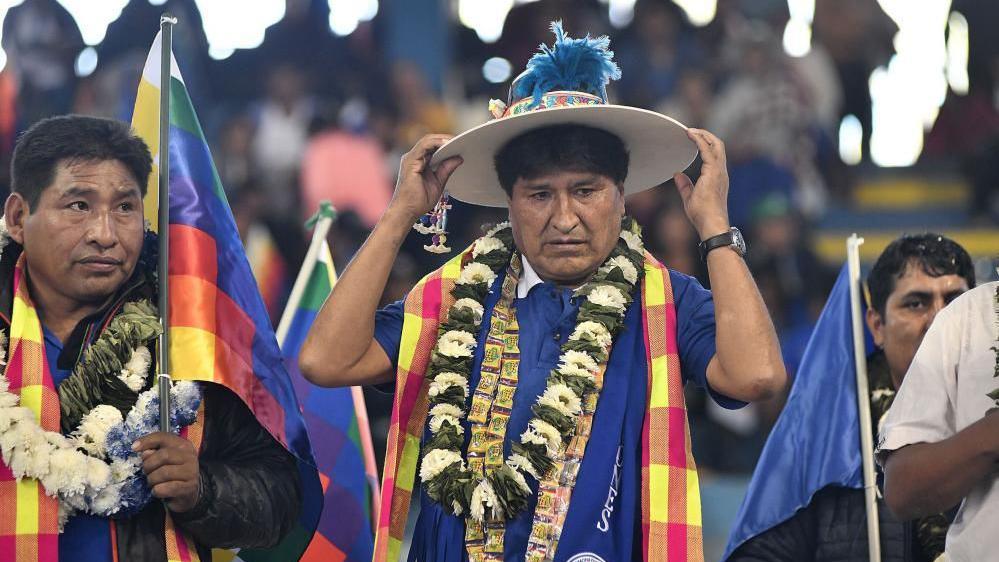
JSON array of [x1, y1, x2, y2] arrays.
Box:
[[42, 327, 115, 562], [374, 265, 741, 561]]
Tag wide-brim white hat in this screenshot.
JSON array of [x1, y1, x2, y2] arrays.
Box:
[[430, 100, 697, 208]]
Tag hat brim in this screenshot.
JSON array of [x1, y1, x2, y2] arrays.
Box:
[[430, 104, 697, 208]]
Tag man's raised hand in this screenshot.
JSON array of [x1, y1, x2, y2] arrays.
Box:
[[673, 128, 731, 240], [390, 134, 463, 224]]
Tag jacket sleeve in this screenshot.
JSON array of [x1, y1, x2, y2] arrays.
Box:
[[727, 497, 818, 561], [171, 383, 302, 549]]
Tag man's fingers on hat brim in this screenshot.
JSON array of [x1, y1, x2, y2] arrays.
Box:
[[687, 129, 723, 158], [406, 134, 454, 158], [433, 155, 463, 185]]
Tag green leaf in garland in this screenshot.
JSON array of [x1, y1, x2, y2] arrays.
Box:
[[57, 299, 161, 434], [512, 441, 554, 478], [490, 464, 531, 516], [531, 403, 574, 435], [452, 282, 489, 302], [548, 371, 597, 396], [426, 423, 464, 450], [432, 385, 468, 409]]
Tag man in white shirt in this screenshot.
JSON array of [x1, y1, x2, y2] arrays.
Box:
[[879, 280, 999, 561]]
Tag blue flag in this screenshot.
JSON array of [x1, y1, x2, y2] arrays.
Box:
[[723, 264, 874, 559]]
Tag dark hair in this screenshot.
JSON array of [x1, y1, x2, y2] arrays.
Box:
[[11, 115, 152, 208], [493, 124, 629, 196], [867, 233, 975, 315]]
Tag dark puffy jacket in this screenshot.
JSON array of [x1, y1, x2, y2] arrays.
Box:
[[728, 486, 925, 562], [115, 383, 301, 560]]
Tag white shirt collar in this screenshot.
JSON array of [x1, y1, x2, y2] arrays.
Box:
[[517, 256, 545, 299]]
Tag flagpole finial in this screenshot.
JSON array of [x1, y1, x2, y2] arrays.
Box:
[[305, 201, 337, 229], [160, 13, 178, 25]]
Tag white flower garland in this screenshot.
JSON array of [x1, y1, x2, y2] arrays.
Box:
[[419, 217, 647, 523], [0, 341, 202, 527]]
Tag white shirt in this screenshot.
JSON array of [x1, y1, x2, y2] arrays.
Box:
[[878, 281, 999, 562], [517, 257, 545, 299]]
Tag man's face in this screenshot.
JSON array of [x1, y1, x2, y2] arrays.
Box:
[[5, 159, 144, 308], [866, 261, 970, 388], [507, 170, 625, 287]]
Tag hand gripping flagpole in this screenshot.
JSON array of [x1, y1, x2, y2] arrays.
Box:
[[847, 234, 881, 562], [157, 14, 178, 434]]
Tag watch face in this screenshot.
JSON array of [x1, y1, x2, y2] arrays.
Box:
[[731, 228, 747, 256]]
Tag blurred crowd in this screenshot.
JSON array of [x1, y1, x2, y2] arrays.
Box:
[[2, 0, 999, 479]]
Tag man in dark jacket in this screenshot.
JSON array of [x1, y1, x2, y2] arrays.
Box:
[[0, 115, 301, 561], [730, 234, 975, 561]]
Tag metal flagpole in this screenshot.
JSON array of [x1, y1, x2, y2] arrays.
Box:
[[847, 233, 881, 562], [157, 14, 177, 434]]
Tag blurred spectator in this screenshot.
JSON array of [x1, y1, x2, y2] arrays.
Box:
[[300, 101, 393, 228], [616, 0, 703, 109], [747, 193, 830, 331], [390, 60, 455, 148], [251, 64, 317, 218], [643, 193, 707, 283], [2, 0, 82, 131], [217, 114, 258, 190], [709, 22, 825, 218], [656, 69, 714, 128]]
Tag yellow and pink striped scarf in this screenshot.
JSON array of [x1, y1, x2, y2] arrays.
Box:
[[373, 248, 704, 561], [0, 255, 202, 562]]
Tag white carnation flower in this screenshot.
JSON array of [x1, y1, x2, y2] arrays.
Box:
[[619, 229, 643, 253], [419, 448, 464, 481], [73, 405, 124, 457], [507, 453, 541, 480], [557, 362, 596, 381], [457, 262, 497, 287], [587, 285, 628, 314], [0, 389, 18, 409], [119, 346, 151, 392], [429, 403, 464, 419], [599, 255, 639, 285], [436, 330, 476, 358], [484, 222, 511, 238], [452, 298, 485, 326], [57, 502, 73, 532], [428, 372, 469, 398], [559, 350, 599, 374], [472, 236, 506, 258], [0, 217, 9, 262], [470, 478, 500, 522], [1, 422, 38, 469], [429, 414, 463, 435], [61, 490, 87, 512], [109, 458, 136, 482], [569, 321, 612, 349], [41, 447, 85, 495], [538, 384, 582, 417], [89, 481, 122, 515], [452, 500, 464, 515], [521, 419, 562, 456], [83, 457, 111, 490]]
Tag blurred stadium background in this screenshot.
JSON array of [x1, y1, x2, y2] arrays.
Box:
[[2, 1, 997, 559]]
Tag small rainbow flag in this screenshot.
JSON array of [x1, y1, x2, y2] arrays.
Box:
[[280, 230, 379, 562], [131, 30, 322, 561], [245, 224, 290, 322]]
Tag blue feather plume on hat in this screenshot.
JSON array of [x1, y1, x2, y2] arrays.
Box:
[[511, 20, 622, 107]]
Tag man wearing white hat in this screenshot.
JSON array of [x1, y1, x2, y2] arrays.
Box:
[[301, 23, 786, 562]]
